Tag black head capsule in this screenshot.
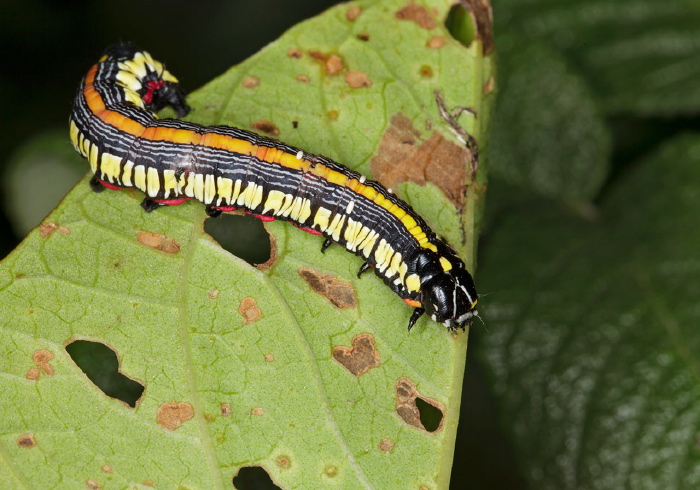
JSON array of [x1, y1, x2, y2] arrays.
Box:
[[407, 243, 479, 332], [421, 268, 478, 332]]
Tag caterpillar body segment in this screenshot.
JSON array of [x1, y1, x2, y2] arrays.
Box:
[[70, 43, 479, 332]]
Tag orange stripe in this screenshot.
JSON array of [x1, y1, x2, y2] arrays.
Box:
[[84, 60, 433, 245]]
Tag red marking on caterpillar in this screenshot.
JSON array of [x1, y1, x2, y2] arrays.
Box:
[[97, 180, 127, 191], [154, 198, 193, 206], [143, 80, 164, 104]]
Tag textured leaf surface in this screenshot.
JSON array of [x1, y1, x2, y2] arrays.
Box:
[[0, 0, 491, 488], [494, 0, 700, 115], [477, 135, 700, 488], [489, 35, 610, 204]]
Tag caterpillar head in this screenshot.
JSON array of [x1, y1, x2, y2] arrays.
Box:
[[421, 266, 478, 332], [408, 243, 479, 332]]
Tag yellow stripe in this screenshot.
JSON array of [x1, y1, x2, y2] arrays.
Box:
[[134, 165, 146, 191], [147, 166, 160, 197]]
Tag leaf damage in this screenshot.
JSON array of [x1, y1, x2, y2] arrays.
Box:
[[32, 349, 55, 376], [346, 6, 362, 21], [157, 402, 194, 430], [379, 438, 395, 452], [17, 433, 36, 448], [371, 113, 472, 207], [239, 297, 262, 324], [136, 231, 180, 254], [454, 0, 494, 54], [276, 454, 292, 469], [298, 267, 357, 308], [395, 2, 437, 29], [251, 120, 280, 137], [66, 340, 145, 407], [345, 71, 372, 88], [255, 226, 278, 270], [395, 377, 445, 432], [332, 333, 380, 376], [242, 76, 260, 89]]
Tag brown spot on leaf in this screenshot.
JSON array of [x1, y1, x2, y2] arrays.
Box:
[[239, 297, 262, 324], [242, 76, 259, 88], [427, 36, 445, 49], [356, 33, 370, 41], [264, 353, 274, 362], [251, 407, 264, 416], [143, 481, 154, 487], [333, 334, 380, 376], [483, 74, 495, 95], [395, 2, 436, 29], [324, 466, 338, 477], [296, 75, 310, 83], [26, 368, 40, 380], [38, 359, 54, 374], [137, 232, 180, 254], [59, 226, 70, 235], [86, 479, 101, 489], [208, 289, 219, 299], [157, 402, 194, 430], [309, 50, 326, 61], [328, 110, 339, 120], [221, 403, 232, 417], [395, 377, 445, 432], [17, 433, 36, 448], [419, 65, 433, 78], [251, 120, 279, 137], [371, 113, 471, 207], [379, 438, 394, 452], [33, 349, 54, 375], [345, 71, 372, 88], [346, 6, 362, 21], [288, 48, 303, 59], [40, 222, 58, 238], [298, 267, 357, 309], [325, 54, 344, 75], [276, 455, 291, 468], [101, 465, 113, 473]]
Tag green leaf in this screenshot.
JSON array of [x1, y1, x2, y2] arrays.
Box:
[[494, 0, 700, 116], [0, 0, 492, 487], [476, 134, 700, 488], [489, 35, 611, 203]]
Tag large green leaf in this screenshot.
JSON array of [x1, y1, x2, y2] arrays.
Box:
[[0, 0, 492, 487], [477, 134, 700, 488], [494, 0, 700, 116]]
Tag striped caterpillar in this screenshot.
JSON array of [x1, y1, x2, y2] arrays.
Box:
[[69, 44, 479, 332]]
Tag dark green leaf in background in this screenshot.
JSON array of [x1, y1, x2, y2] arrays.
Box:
[[478, 135, 700, 488]]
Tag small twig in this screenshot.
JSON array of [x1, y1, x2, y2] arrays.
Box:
[[434, 90, 479, 178]]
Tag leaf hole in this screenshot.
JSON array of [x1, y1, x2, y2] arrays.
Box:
[[204, 214, 271, 266], [445, 1, 494, 54], [445, 3, 477, 47], [232, 466, 282, 489], [416, 397, 443, 432], [65, 340, 144, 407]]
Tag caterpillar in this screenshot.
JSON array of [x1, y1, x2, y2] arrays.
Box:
[[69, 43, 479, 332]]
